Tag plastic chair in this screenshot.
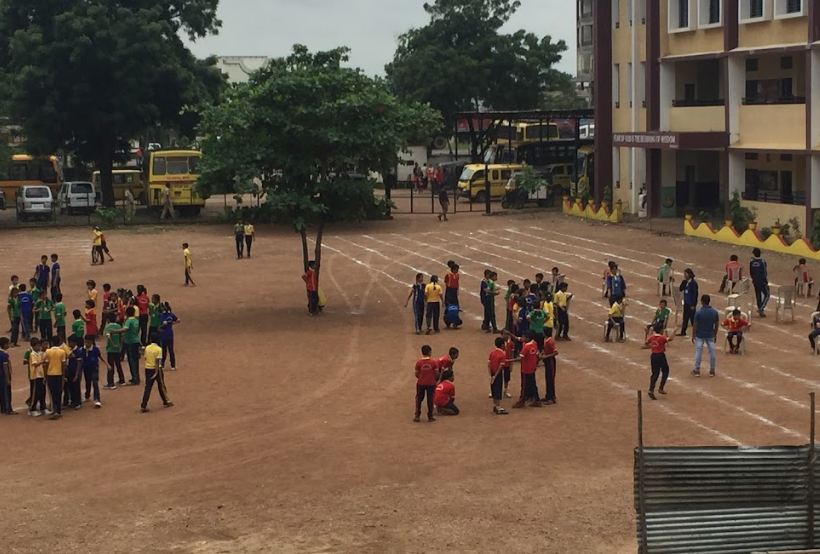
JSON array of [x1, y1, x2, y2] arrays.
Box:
[[657, 270, 674, 298], [722, 309, 749, 354], [727, 278, 753, 324], [795, 269, 813, 298], [775, 285, 796, 323]]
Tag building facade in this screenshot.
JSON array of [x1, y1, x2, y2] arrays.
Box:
[[577, 0, 595, 102], [595, 0, 819, 234], [214, 56, 270, 83]]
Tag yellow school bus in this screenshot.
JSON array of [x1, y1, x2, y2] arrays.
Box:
[[0, 154, 62, 199], [144, 149, 205, 214], [92, 169, 145, 203]]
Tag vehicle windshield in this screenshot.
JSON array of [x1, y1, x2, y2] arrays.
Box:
[[459, 168, 475, 181], [72, 183, 93, 193], [25, 188, 50, 199]]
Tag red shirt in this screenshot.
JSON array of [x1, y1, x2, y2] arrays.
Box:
[[725, 260, 742, 281], [723, 317, 748, 332], [102, 291, 111, 305], [488, 348, 507, 375], [415, 357, 439, 386], [646, 334, 668, 354], [542, 337, 558, 357], [304, 269, 317, 292], [434, 381, 455, 407], [136, 293, 149, 316], [520, 341, 539, 374], [84, 308, 98, 336], [437, 355, 453, 373], [444, 271, 460, 290]]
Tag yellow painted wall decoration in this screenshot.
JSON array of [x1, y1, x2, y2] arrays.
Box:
[[562, 196, 623, 224], [683, 215, 820, 261]]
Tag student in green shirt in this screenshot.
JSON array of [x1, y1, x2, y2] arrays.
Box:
[[8, 289, 21, 346], [103, 319, 125, 388], [108, 307, 141, 385], [53, 293, 67, 342], [34, 296, 53, 341], [148, 294, 162, 338], [527, 306, 549, 350], [71, 310, 85, 342], [644, 299, 673, 343], [29, 279, 41, 303]]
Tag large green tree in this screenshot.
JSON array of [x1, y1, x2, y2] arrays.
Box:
[[386, 0, 580, 131], [0, 0, 223, 206], [198, 46, 440, 294]]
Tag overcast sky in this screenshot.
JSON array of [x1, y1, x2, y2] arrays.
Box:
[[185, 0, 576, 76]]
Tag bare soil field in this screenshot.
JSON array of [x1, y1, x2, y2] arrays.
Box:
[[1, 210, 818, 553]]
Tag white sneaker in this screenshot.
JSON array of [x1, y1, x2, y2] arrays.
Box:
[[94, 401, 102, 408], [44, 409, 53, 415], [170, 367, 177, 371], [31, 410, 42, 417]]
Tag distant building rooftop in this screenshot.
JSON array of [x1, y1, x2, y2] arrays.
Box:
[[214, 56, 270, 83]]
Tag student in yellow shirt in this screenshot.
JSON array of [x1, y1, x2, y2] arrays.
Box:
[[554, 282, 573, 341], [424, 275, 443, 335], [140, 333, 173, 413], [243, 223, 255, 258], [28, 338, 47, 417], [542, 292, 555, 339], [605, 297, 626, 342], [43, 337, 67, 419], [182, 243, 196, 286], [92, 226, 104, 265]]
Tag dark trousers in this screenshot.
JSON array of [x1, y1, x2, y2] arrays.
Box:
[[426, 302, 440, 331], [543, 358, 557, 402], [415, 384, 435, 418], [490, 371, 504, 400], [307, 290, 319, 314], [56, 325, 66, 343], [606, 317, 625, 340], [83, 366, 100, 401], [533, 332, 545, 351], [235, 234, 244, 258], [412, 302, 424, 332], [437, 399, 459, 415], [810, 329, 820, 350], [444, 287, 458, 306], [66, 366, 82, 407], [95, 245, 105, 264], [556, 308, 569, 338], [727, 332, 743, 349], [30, 378, 47, 411], [141, 367, 170, 409], [544, 327, 553, 338], [0, 370, 10, 413], [126, 342, 141, 384], [184, 268, 194, 285], [680, 304, 695, 335], [38, 320, 52, 341], [649, 353, 670, 392], [46, 375, 63, 414], [520, 372, 540, 402], [505, 309, 513, 332], [139, 314, 149, 345], [161, 337, 176, 369], [481, 299, 497, 332], [51, 284, 61, 300], [21, 312, 32, 339], [107, 352, 125, 385], [753, 280, 770, 313], [245, 235, 254, 257], [10, 317, 20, 345]]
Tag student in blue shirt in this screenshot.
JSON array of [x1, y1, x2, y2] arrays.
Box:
[[66, 336, 85, 409], [692, 294, 720, 377], [404, 273, 426, 334], [82, 335, 107, 407], [17, 284, 33, 340], [606, 265, 627, 306], [50, 254, 61, 299], [33, 255, 50, 295], [159, 303, 180, 371], [749, 248, 770, 317], [677, 269, 699, 337]]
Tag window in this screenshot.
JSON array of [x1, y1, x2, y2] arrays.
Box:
[[613, 148, 621, 189], [745, 153, 759, 160], [669, 0, 692, 31], [699, 0, 722, 26], [613, 64, 620, 107], [639, 62, 646, 106], [787, 0, 802, 13], [152, 157, 167, 176], [781, 56, 793, 70], [613, 0, 620, 28], [775, 0, 805, 17], [746, 58, 758, 72], [581, 25, 593, 46], [627, 62, 633, 107], [781, 78, 793, 99], [581, 0, 592, 17], [628, 0, 633, 24], [741, 0, 768, 20], [500, 169, 512, 180], [491, 170, 500, 181], [780, 154, 793, 161], [679, 0, 689, 27]]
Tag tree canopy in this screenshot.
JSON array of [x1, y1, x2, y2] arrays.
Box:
[[0, 0, 224, 205], [385, 0, 581, 131], [198, 45, 440, 291]]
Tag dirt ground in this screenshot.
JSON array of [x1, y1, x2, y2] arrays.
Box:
[[1, 210, 819, 554]]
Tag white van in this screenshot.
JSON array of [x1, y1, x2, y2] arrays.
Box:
[[16, 185, 54, 221], [58, 181, 96, 214]]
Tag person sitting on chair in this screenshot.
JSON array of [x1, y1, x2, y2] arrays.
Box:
[[719, 254, 743, 294], [722, 308, 749, 354], [606, 296, 626, 342], [644, 299, 672, 345]]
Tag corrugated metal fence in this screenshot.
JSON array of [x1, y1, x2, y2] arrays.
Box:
[[634, 445, 819, 553]]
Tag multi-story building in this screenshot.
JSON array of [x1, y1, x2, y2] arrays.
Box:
[[577, 0, 595, 103], [214, 56, 270, 84], [595, 0, 818, 234]]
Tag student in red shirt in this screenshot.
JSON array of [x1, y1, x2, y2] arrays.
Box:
[[541, 335, 559, 404], [646, 323, 673, 400], [433, 370, 458, 415], [719, 254, 743, 293], [511, 331, 542, 408], [488, 337, 510, 415], [302, 261, 319, 315], [437, 347, 459, 379], [444, 262, 460, 306], [721, 308, 749, 354], [135, 285, 150, 345], [414, 345, 439, 422], [83, 300, 98, 338]]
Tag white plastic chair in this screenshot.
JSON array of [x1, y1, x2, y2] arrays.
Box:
[[722, 309, 749, 354], [727, 278, 753, 325], [795, 268, 813, 298], [657, 269, 674, 298], [775, 285, 796, 323]]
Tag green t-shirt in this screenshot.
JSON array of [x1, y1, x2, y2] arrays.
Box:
[[53, 302, 66, 326], [654, 307, 672, 323], [104, 322, 123, 353], [31, 287, 41, 302], [71, 319, 85, 339], [123, 317, 140, 344], [528, 309, 547, 333], [35, 298, 53, 321], [148, 303, 162, 328], [7, 297, 20, 318]]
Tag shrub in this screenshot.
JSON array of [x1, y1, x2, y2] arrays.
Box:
[[760, 227, 773, 241], [728, 191, 755, 233]]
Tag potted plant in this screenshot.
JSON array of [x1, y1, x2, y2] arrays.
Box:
[[771, 218, 782, 236]]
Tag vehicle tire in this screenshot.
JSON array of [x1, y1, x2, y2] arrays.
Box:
[[501, 200, 510, 209], [474, 191, 487, 205]]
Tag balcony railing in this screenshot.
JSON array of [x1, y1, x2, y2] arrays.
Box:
[[742, 96, 806, 105], [672, 99, 725, 107], [742, 191, 806, 205]]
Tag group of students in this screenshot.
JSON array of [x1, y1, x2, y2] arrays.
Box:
[[1, 256, 182, 418]]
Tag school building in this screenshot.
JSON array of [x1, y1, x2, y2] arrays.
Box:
[[594, 0, 819, 234]]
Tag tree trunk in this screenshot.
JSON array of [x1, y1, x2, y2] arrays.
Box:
[[299, 226, 309, 273], [99, 137, 115, 207], [313, 221, 325, 292]]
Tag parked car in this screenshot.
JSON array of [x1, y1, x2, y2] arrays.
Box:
[[58, 181, 97, 214], [16, 185, 54, 221]]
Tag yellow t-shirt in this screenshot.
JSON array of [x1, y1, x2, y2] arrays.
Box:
[[61, 344, 72, 357], [609, 303, 624, 318], [29, 351, 45, 379], [555, 290, 568, 309], [244, 224, 255, 236], [144, 343, 162, 369], [44, 346, 67, 376], [88, 288, 98, 303], [93, 230, 103, 246], [183, 248, 193, 269], [424, 283, 443, 303], [542, 301, 554, 328]]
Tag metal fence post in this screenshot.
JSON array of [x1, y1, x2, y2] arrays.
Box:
[[410, 186, 414, 214], [484, 161, 491, 215], [384, 175, 392, 218], [809, 392, 816, 549], [637, 390, 649, 554], [431, 186, 435, 214]]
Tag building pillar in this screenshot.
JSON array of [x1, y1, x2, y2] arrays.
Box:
[[593, 0, 613, 204], [644, 0, 661, 216]]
